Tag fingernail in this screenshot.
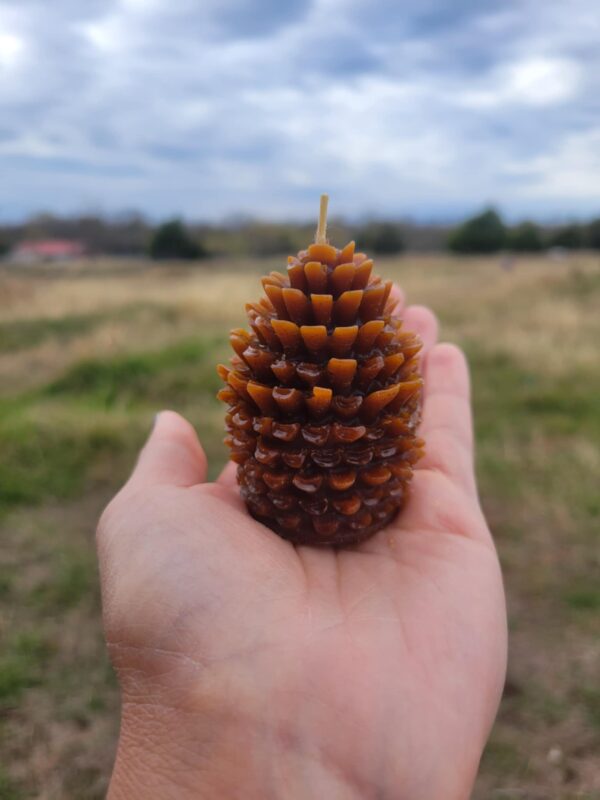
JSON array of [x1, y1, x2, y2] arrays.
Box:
[[152, 411, 162, 429]]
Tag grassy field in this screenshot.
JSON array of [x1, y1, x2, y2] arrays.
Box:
[[0, 252, 599, 799]]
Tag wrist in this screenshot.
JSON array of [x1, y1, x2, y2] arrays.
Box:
[[109, 699, 367, 800], [108, 661, 367, 800], [107, 647, 479, 800]]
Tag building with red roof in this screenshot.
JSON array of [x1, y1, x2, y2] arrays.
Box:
[[10, 240, 86, 263]]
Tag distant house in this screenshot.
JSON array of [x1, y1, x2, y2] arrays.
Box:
[[10, 239, 86, 263]]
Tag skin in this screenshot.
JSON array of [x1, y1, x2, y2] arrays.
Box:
[[97, 289, 508, 800]]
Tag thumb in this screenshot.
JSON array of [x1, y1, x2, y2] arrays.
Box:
[[127, 410, 208, 489]]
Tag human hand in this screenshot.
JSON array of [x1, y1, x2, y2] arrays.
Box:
[[97, 291, 507, 800]]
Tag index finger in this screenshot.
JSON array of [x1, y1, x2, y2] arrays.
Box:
[[216, 460, 238, 490], [417, 343, 477, 497]]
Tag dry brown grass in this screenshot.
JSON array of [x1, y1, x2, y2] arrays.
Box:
[[3, 253, 598, 382]]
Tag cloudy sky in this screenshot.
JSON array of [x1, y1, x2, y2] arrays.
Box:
[[0, 0, 599, 221]]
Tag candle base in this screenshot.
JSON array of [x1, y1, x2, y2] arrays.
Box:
[[247, 501, 402, 547]]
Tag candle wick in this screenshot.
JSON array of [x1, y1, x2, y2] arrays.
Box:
[[315, 194, 329, 244]]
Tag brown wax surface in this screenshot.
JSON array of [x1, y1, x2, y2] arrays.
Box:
[[217, 241, 425, 546]]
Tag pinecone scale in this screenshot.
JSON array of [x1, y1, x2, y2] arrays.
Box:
[[217, 241, 425, 546]]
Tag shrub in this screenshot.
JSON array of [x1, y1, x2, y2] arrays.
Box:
[[585, 218, 600, 250], [507, 221, 543, 252], [550, 224, 583, 250], [357, 222, 404, 254], [149, 219, 206, 260], [448, 208, 506, 253]]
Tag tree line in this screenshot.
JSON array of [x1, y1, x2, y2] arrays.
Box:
[[1, 208, 599, 260], [447, 209, 600, 254]]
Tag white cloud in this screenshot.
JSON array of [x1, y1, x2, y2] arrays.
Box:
[[0, 17, 26, 76], [119, 0, 167, 10], [506, 129, 600, 199], [458, 56, 582, 109], [0, 30, 25, 71], [80, 17, 124, 52], [503, 57, 581, 105]]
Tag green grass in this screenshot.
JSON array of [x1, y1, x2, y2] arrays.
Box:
[[0, 575, 12, 600], [466, 344, 600, 547], [479, 737, 531, 777], [467, 346, 600, 439], [0, 334, 228, 512], [0, 768, 25, 800], [0, 416, 125, 509], [0, 632, 54, 709], [564, 586, 600, 612], [467, 343, 600, 548], [31, 551, 97, 611], [45, 335, 226, 407], [577, 687, 600, 729], [0, 314, 100, 354], [0, 303, 181, 355], [509, 683, 570, 726]]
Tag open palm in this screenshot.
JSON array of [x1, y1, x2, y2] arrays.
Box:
[[98, 296, 507, 800]]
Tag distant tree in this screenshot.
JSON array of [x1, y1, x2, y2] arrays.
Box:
[[149, 219, 206, 260], [507, 221, 543, 252], [550, 224, 583, 250], [357, 222, 404, 255], [242, 224, 296, 256], [585, 218, 600, 249], [448, 208, 506, 254], [0, 240, 9, 258]]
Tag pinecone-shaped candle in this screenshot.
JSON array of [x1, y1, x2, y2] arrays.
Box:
[[217, 196, 425, 546]]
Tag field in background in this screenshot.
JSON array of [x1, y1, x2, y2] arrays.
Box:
[[0, 253, 599, 799]]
